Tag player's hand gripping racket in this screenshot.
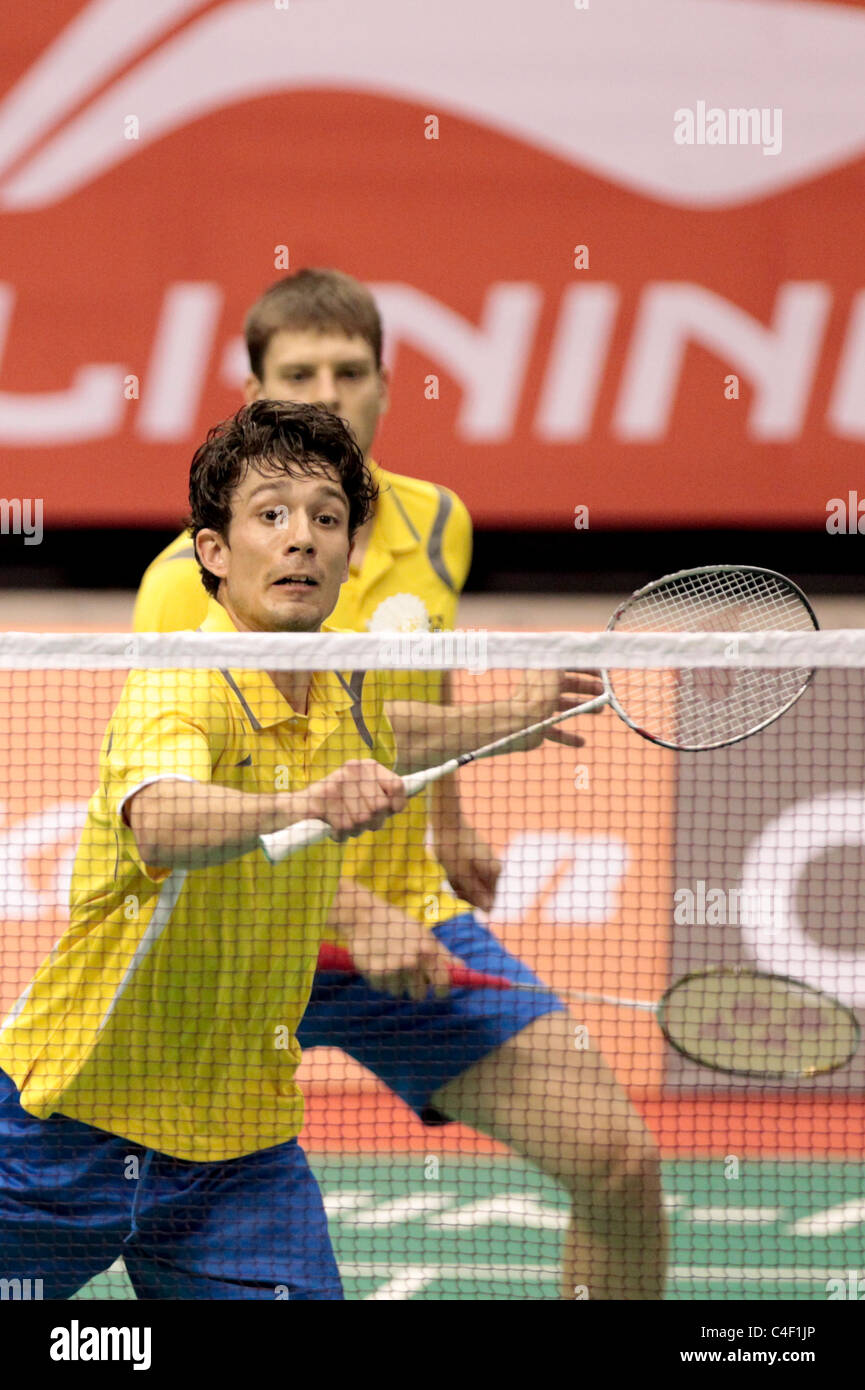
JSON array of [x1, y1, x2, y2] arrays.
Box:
[[316, 945, 858, 1079], [260, 564, 818, 863]]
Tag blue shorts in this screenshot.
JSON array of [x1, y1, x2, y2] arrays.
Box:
[[0, 1071, 342, 1300], [297, 913, 565, 1121]]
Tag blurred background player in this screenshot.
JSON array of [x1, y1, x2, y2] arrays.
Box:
[[133, 269, 666, 1299]]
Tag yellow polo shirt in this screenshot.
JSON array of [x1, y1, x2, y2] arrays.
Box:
[[0, 598, 394, 1160], [133, 464, 474, 925]]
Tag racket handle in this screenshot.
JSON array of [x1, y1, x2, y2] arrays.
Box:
[[316, 942, 513, 992], [259, 761, 456, 863], [259, 817, 333, 861]]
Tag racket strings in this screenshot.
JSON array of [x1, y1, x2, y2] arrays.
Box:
[[607, 568, 817, 749], [660, 972, 859, 1078], [621, 568, 806, 631]]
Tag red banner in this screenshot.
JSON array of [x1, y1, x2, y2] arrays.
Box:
[[1, 0, 865, 529]]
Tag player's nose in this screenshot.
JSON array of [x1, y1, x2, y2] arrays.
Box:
[[314, 370, 340, 410], [278, 512, 316, 550]]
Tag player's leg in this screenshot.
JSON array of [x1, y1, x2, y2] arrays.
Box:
[[123, 1136, 343, 1301], [0, 1069, 141, 1298], [300, 913, 664, 1299], [429, 1009, 667, 1301]]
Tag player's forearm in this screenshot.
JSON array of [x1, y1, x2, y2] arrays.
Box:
[[126, 781, 322, 869], [429, 771, 464, 830], [328, 876, 417, 938], [386, 697, 537, 772]]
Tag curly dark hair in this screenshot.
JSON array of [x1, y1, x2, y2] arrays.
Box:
[[188, 399, 378, 598]]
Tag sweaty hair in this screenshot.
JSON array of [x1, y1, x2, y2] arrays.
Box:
[[188, 399, 378, 598], [244, 268, 383, 380]]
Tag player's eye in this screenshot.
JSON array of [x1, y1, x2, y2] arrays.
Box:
[[316, 512, 338, 526], [262, 508, 285, 524]]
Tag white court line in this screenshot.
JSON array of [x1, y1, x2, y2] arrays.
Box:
[[327, 1192, 785, 1229], [322, 1190, 376, 1216], [103, 1256, 847, 1295], [364, 1267, 440, 1300], [689, 1208, 784, 1224], [343, 1261, 556, 1286], [346, 1263, 851, 1282], [438, 1196, 568, 1230], [352, 1263, 855, 1298], [789, 1201, 865, 1236], [349, 1192, 460, 1225], [670, 1267, 857, 1282]]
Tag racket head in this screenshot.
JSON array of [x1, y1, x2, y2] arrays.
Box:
[[656, 967, 860, 1079], [601, 565, 819, 751]]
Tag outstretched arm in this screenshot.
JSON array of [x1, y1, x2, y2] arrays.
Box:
[[386, 668, 604, 773], [125, 760, 406, 870]]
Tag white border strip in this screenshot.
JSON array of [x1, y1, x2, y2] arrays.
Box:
[[97, 870, 187, 1031], [0, 629, 864, 670]]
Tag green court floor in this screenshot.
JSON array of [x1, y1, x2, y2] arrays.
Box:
[[72, 1157, 865, 1301]]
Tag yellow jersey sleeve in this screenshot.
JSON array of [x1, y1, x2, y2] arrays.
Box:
[[99, 669, 217, 882], [133, 534, 209, 633]]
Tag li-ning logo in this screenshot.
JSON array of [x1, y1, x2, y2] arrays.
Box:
[[49, 1320, 152, 1371], [0, 0, 862, 212], [0, 1277, 43, 1299]]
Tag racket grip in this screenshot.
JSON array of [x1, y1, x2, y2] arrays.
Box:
[[259, 763, 454, 862], [260, 817, 334, 862], [315, 943, 512, 992], [401, 768, 436, 797]]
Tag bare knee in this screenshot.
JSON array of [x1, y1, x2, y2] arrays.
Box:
[[601, 1139, 662, 1211], [565, 1131, 662, 1216]]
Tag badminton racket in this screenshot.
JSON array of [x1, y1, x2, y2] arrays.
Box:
[[261, 565, 818, 863]]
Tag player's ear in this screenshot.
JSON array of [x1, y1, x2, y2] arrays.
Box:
[[195, 529, 229, 584], [243, 374, 264, 404]]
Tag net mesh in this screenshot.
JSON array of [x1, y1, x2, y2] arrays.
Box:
[[1, 628, 864, 1302]]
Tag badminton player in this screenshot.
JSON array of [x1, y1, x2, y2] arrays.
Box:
[[0, 400, 470, 1299], [132, 270, 666, 1300]]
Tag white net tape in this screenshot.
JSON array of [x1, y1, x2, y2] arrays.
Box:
[[0, 628, 864, 670]]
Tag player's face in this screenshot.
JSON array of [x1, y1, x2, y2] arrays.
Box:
[[197, 463, 352, 633], [246, 330, 387, 460]]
